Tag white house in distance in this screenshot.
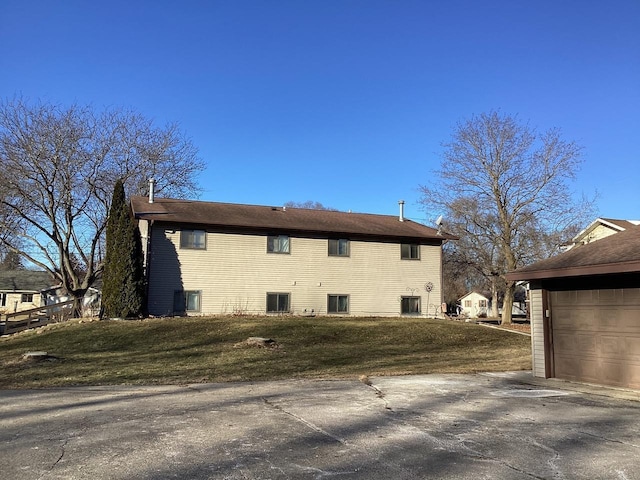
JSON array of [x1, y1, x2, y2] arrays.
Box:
[[131, 195, 455, 317], [458, 291, 489, 318]]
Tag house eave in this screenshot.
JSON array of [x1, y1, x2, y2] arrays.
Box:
[[506, 260, 640, 281], [141, 218, 452, 245]]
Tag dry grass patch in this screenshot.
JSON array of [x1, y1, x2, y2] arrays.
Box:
[[0, 316, 531, 388]]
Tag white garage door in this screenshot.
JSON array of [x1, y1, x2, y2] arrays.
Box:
[[550, 288, 640, 389]]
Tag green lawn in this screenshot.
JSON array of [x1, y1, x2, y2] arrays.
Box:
[[0, 316, 531, 389]]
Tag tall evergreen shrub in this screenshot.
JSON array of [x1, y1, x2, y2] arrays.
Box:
[[102, 179, 145, 318]]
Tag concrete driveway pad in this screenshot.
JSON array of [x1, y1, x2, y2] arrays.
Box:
[[1, 372, 639, 479]]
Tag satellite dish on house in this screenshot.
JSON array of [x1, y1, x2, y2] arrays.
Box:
[[435, 215, 444, 236]]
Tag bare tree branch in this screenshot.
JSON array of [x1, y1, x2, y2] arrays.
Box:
[[0, 97, 205, 316], [420, 111, 595, 324]]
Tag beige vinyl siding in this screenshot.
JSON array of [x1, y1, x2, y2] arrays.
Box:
[[581, 224, 619, 244], [529, 289, 546, 378], [146, 225, 443, 317], [0, 292, 44, 314]]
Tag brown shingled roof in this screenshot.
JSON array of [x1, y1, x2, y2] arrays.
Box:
[[130, 196, 455, 241], [0, 270, 54, 292], [507, 224, 640, 280], [599, 218, 640, 230]]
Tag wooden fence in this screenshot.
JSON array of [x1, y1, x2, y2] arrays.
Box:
[[0, 300, 74, 335]]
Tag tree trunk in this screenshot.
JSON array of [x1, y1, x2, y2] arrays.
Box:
[[71, 296, 84, 319], [490, 279, 500, 318], [501, 281, 515, 325], [68, 287, 90, 318]]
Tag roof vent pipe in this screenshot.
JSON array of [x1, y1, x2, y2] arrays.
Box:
[[148, 178, 155, 204], [398, 200, 405, 222]]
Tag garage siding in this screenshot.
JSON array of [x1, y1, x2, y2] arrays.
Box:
[[529, 289, 546, 378], [550, 288, 640, 389]]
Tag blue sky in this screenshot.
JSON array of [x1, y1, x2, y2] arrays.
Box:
[[1, 0, 638, 225]]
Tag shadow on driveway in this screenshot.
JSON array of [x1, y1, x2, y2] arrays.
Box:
[[2, 372, 639, 479]]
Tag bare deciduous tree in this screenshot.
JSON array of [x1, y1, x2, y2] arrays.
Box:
[[0, 98, 205, 316], [420, 111, 594, 324], [284, 200, 337, 210]]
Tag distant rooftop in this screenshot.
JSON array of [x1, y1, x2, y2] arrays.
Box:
[[509, 224, 640, 280], [0, 270, 54, 292]]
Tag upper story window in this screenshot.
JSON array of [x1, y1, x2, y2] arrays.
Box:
[[478, 299, 487, 308], [267, 235, 290, 254], [401, 243, 420, 260], [180, 230, 206, 249], [174, 290, 201, 313], [328, 238, 350, 257]]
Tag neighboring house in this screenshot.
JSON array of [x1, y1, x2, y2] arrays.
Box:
[[507, 224, 640, 390], [503, 297, 528, 318], [563, 217, 640, 250], [0, 270, 52, 314], [131, 196, 455, 317], [459, 291, 527, 319], [458, 291, 489, 318], [42, 285, 102, 317]]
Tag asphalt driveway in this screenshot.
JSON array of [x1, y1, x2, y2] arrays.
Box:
[[2, 372, 639, 479]]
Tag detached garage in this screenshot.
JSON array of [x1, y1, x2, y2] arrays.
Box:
[[508, 225, 640, 390]]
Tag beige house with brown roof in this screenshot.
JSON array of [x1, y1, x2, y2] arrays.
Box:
[[563, 217, 640, 250], [131, 196, 454, 317], [0, 270, 52, 314]]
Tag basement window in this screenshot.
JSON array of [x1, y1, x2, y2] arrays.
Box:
[[174, 290, 201, 313], [401, 296, 421, 315], [267, 293, 290, 313], [328, 294, 349, 313]]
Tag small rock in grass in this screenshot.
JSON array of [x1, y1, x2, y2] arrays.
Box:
[[245, 337, 279, 348], [22, 351, 59, 361]]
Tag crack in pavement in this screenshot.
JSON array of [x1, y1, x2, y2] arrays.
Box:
[[262, 393, 425, 480], [52, 439, 67, 467], [386, 417, 555, 480], [261, 397, 349, 446], [290, 463, 359, 479], [37, 438, 68, 480], [579, 431, 640, 449], [527, 438, 565, 480]]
